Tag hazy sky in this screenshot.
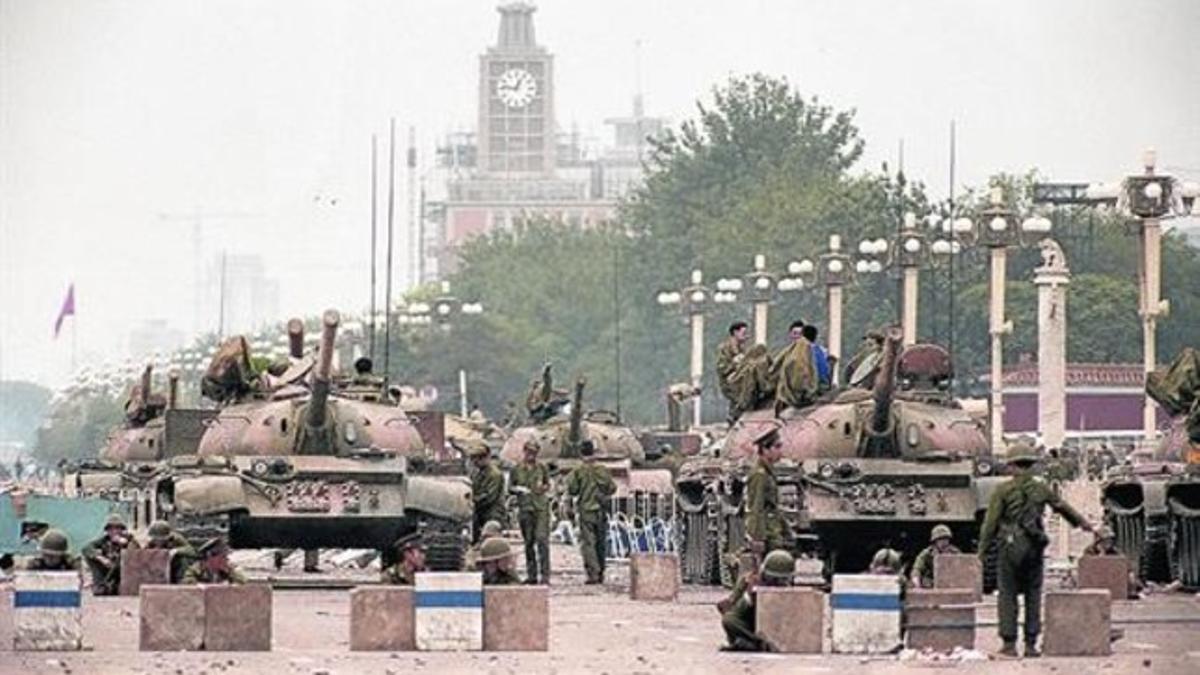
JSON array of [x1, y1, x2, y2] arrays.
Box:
[[2, 0, 1198, 387]]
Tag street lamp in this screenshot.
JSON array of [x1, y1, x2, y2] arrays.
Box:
[[787, 235, 851, 384], [935, 186, 1052, 451], [714, 254, 807, 346], [657, 269, 709, 428], [397, 280, 485, 416], [855, 212, 928, 346]]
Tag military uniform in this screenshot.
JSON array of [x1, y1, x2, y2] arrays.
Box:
[[745, 458, 790, 553], [25, 554, 81, 572], [381, 563, 416, 585], [566, 459, 616, 583], [716, 336, 746, 403], [511, 460, 552, 583], [911, 526, 961, 589], [182, 562, 246, 584], [82, 532, 140, 595], [471, 459, 506, 543], [978, 451, 1089, 655], [483, 567, 521, 586], [719, 550, 795, 651], [1081, 540, 1120, 557]]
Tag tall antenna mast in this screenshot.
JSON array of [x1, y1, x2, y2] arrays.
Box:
[[383, 118, 397, 381], [369, 134, 378, 361], [407, 126, 418, 287]]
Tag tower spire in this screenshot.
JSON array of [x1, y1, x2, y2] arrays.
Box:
[[496, 2, 537, 50]]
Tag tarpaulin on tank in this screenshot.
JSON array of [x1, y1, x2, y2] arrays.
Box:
[[1147, 347, 1200, 442], [772, 340, 818, 409], [201, 336, 257, 403]]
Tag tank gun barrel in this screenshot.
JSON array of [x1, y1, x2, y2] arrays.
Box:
[[568, 376, 586, 455], [865, 327, 903, 456], [141, 364, 153, 400], [167, 369, 179, 410], [287, 318, 305, 359], [306, 310, 340, 430]]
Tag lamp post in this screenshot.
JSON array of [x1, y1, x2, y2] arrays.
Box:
[[399, 280, 485, 417], [938, 187, 1051, 451], [713, 254, 808, 346], [657, 269, 709, 428], [855, 212, 928, 346], [785, 236, 848, 384]]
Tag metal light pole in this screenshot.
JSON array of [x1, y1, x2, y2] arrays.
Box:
[[1034, 149, 1197, 441], [400, 280, 485, 417], [657, 270, 709, 428], [856, 212, 928, 347], [786, 235, 849, 385], [713, 254, 807, 347]]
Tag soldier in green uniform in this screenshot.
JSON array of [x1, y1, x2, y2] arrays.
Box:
[[182, 538, 246, 584], [1082, 526, 1140, 598], [719, 549, 794, 651], [82, 514, 140, 595], [24, 529, 81, 571], [468, 442, 506, 544], [476, 537, 521, 585], [978, 442, 1094, 658], [745, 424, 790, 559], [566, 440, 616, 584], [510, 440, 552, 584], [716, 322, 750, 404], [381, 532, 427, 585], [910, 524, 961, 589], [145, 519, 196, 584], [465, 520, 503, 571]]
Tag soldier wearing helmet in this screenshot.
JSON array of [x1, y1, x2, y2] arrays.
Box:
[[869, 547, 904, 576], [476, 536, 520, 585], [566, 439, 616, 584], [1082, 525, 1119, 557], [978, 442, 1094, 658], [182, 537, 245, 584], [25, 529, 81, 572], [718, 549, 795, 652], [144, 520, 196, 583], [82, 514, 139, 595], [465, 520, 503, 571], [910, 524, 962, 589], [467, 441, 506, 545], [381, 532, 428, 585]]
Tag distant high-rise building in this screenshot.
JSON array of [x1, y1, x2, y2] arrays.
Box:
[[127, 319, 185, 361], [425, 2, 666, 277], [195, 253, 280, 337]]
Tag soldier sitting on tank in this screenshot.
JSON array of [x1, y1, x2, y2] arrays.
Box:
[[381, 532, 427, 585], [124, 383, 166, 427], [718, 549, 794, 652], [1081, 526, 1141, 599], [183, 537, 246, 584], [145, 520, 196, 583], [82, 514, 140, 595], [770, 324, 818, 412], [476, 536, 521, 585], [844, 330, 885, 389], [24, 529, 81, 572], [910, 524, 962, 589], [350, 356, 382, 387], [465, 520, 503, 571], [526, 363, 570, 423]]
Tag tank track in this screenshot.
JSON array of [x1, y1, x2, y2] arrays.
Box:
[[1168, 498, 1200, 588], [421, 516, 467, 572]]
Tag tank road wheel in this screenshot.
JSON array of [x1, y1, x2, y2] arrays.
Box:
[[422, 516, 467, 572]]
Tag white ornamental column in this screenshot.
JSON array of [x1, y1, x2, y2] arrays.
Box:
[[1034, 239, 1070, 450]]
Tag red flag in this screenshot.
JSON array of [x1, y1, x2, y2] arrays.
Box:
[[54, 284, 75, 338]]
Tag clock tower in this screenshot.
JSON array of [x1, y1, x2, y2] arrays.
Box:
[[478, 3, 555, 175]]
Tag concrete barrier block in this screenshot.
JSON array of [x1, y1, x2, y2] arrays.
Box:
[[1044, 590, 1111, 657], [831, 574, 902, 654], [933, 554, 981, 601], [1077, 555, 1130, 601], [139, 585, 204, 651], [629, 553, 679, 601], [204, 584, 272, 651], [483, 585, 548, 651], [0, 587, 13, 651], [904, 588, 975, 652], [120, 549, 173, 597], [349, 586, 415, 651], [415, 572, 482, 651], [755, 587, 823, 653], [13, 572, 82, 651]]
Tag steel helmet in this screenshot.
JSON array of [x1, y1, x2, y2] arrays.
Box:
[[1096, 526, 1116, 541], [930, 524, 953, 542], [871, 547, 902, 572], [480, 521, 503, 539], [759, 550, 795, 581], [104, 513, 127, 530], [147, 520, 171, 538], [1006, 442, 1040, 465], [476, 536, 514, 563], [40, 529, 69, 555]]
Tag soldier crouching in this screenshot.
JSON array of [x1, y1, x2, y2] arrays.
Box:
[[82, 514, 139, 595], [719, 549, 794, 652]]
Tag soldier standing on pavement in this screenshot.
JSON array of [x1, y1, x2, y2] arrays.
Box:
[[566, 440, 616, 585], [719, 549, 795, 651], [476, 537, 522, 585], [510, 440, 552, 584], [381, 532, 427, 585], [745, 424, 791, 561], [24, 529, 81, 571], [910, 524, 962, 589], [468, 442, 506, 544], [82, 514, 139, 595], [978, 442, 1094, 658], [182, 538, 246, 584]]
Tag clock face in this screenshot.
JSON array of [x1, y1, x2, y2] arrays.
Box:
[[496, 68, 537, 108]]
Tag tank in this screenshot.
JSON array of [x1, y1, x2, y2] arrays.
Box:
[[500, 375, 676, 528], [157, 310, 471, 570], [675, 328, 995, 584], [1101, 347, 1200, 588]]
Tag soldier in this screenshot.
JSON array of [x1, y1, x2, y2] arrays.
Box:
[[845, 330, 885, 389], [466, 520, 503, 571], [716, 321, 750, 404], [978, 442, 1094, 658], [476, 537, 521, 585], [745, 424, 790, 560], [718, 549, 794, 652], [525, 363, 569, 422], [801, 324, 832, 391], [910, 524, 962, 589], [510, 440, 552, 584], [566, 440, 616, 584], [869, 547, 904, 576], [381, 532, 427, 585], [82, 514, 140, 595], [468, 442, 506, 544], [182, 538, 246, 584], [25, 529, 81, 571], [144, 519, 195, 584], [1082, 526, 1119, 557]]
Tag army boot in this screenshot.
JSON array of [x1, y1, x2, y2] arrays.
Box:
[[998, 641, 1019, 658], [1024, 640, 1041, 658]]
